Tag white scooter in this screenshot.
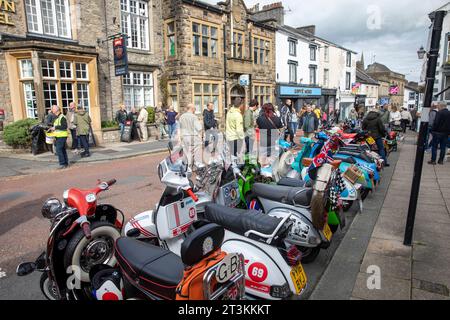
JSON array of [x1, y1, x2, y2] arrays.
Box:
[[123, 144, 308, 300]]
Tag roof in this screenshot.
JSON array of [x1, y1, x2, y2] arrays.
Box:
[[293, 27, 358, 54], [366, 62, 391, 73], [277, 25, 315, 44], [356, 69, 380, 86], [182, 0, 224, 14]]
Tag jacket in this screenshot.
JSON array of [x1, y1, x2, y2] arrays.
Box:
[[429, 109, 438, 128], [349, 109, 359, 121], [155, 110, 166, 125], [53, 114, 69, 138], [115, 110, 127, 124], [73, 111, 91, 136], [203, 109, 216, 130], [299, 112, 319, 133], [379, 110, 390, 125], [280, 105, 293, 126], [362, 111, 386, 139], [243, 109, 255, 138], [225, 107, 245, 141], [390, 111, 401, 124], [432, 108, 450, 135], [179, 112, 202, 136], [401, 110, 412, 122], [137, 108, 149, 123], [66, 110, 77, 130]]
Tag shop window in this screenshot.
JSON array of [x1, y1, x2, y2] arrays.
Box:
[[24, 0, 72, 39], [120, 0, 149, 50], [192, 22, 218, 58], [193, 82, 220, 114], [122, 72, 154, 110]]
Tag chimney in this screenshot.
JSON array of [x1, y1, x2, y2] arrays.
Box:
[[296, 25, 316, 36], [251, 2, 284, 26]]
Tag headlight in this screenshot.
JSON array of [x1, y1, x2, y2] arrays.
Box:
[[42, 198, 63, 219]]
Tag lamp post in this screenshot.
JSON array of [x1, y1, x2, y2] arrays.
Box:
[[404, 10, 446, 246]]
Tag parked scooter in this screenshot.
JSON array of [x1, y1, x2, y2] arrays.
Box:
[[90, 223, 246, 300], [16, 180, 124, 300]]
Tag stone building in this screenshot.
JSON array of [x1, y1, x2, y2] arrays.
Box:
[[0, 0, 163, 143], [160, 0, 277, 122]]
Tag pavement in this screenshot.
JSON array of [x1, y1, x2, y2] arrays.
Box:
[[311, 132, 450, 300]]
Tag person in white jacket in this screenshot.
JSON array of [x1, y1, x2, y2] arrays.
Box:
[[400, 107, 413, 133], [137, 107, 149, 141], [389, 106, 402, 126]]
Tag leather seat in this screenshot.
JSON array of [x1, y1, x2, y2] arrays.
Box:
[[278, 177, 312, 188], [252, 183, 313, 207], [204, 204, 291, 245], [115, 237, 183, 300], [333, 156, 357, 165]]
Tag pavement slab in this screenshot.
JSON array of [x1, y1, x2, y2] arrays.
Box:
[[352, 272, 411, 300]]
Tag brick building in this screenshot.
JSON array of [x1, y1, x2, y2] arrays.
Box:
[[0, 0, 163, 143]]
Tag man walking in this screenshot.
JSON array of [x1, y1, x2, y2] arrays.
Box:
[[137, 107, 149, 142], [226, 98, 245, 158], [166, 106, 178, 140], [179, 104, 203, 169], [115, 105, 128, 137], [281, 99, 295, 144], [66, 102, 79, 151], [362, 108, 390, 167], [155, 105, 168, 140], [244, 99, 258, 155], [426, 104, 439, 152], [49, 105, 69, 169], [299, 105, 319, 139], [203, 102, 218, 152], [400, 107, 412, 133], [73, 105, 92, 158], [428, 103, 450, 165]]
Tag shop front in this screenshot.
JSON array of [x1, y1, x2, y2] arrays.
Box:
[[277, 84, 322, 111], [320, 88, 337, 118], [338, 94, 356, 121]]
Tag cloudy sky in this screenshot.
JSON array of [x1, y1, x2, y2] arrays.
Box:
[[204, 0, 449, 82]]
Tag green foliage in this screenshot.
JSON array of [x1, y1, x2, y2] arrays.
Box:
[[3, 118, 39, 148], [147, 107, 155, 124], [101, 120, 119, 129]]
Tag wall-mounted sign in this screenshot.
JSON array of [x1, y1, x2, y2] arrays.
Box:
[[389, 85, 399, 95], [279, 85, 322, 97], [352, 82, 361, 94], [239, 74, 250, 86], [113, 36, 129, 76], [0, 0, 16, 26]]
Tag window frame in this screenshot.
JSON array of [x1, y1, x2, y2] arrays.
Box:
[[323, 68, 330, 88], [122, 71, 155, 110], [191, 19, 220, 59], [346, 52, 352, 67], [288, 60, 298, 84], [192, 80, 222, 115], [253, 84, 273, 107], [232, 30, 245, 59], [165, 19, 176, 58], [288, 38, 297, 57], [310, 45, 317, 61], [120, 0, 150, 51], [252, 34, 271, 66], [167, 81, 179, 112], [309, 65, 317, 85], [346, 72, 352, 91]]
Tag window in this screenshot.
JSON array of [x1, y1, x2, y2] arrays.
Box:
[[166, 21, 176, 58], [121, 0, 149, 50], [24, 0, 72, 38], [323, 69, 329, 87], [409, 92, 416, 100], [288, 60, 297, 83], [59, 61, 72, 79], [23, 82, 37, 119], [346, 52, 352, 67], [43, 82, 58, 114], [41, 59, 56, 78], [77, 83, 89, 110], [288, 38, 297, 56], [20, 60, 34, 78], [123, 72, 154, 110], [253, 36, 270, 65], [253, 85, 272, 107], [168, 82, 179, 111], [310, 46, 317, 61], [232, 31, 244, 59], [192, 22, 218, 58], [324, 46, 329, 62], [346, 72, 351, 90], [75, 63, 88, 80], [309, 66, 317, 85], [193, 82, 220, 114]]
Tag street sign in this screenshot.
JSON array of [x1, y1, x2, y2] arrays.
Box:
[[239, 74, 250, 87], [113, 36, 129, 76]]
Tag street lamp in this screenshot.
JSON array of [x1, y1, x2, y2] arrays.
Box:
[[417, 46, 426, 59]]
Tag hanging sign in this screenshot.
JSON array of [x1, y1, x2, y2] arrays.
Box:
[[113, 36, 129, 76]]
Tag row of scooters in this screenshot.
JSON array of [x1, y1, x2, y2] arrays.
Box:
[[17, 123, 393, 301]]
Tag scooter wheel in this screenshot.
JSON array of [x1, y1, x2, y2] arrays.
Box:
[[297, 246, 321, 264], [40, 272, 59, 300]]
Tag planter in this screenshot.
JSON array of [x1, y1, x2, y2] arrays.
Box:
[[101, 124, 160, 144]]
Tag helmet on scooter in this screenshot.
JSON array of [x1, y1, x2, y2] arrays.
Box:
[[41, 198, 63, 219]]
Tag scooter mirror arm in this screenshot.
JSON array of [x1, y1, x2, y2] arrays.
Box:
[[244, 213, 293, 244]]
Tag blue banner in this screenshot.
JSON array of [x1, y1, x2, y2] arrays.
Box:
[[114, 36, 129, 76], [279, 86, 322, 97]]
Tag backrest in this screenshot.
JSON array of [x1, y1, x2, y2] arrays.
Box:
[[180, 224, 224, 266]]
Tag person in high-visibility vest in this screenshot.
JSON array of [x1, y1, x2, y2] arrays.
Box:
[[49, 105, 69, 169]]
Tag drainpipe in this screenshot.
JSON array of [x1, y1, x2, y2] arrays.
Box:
[[223, 24, 228, 115]]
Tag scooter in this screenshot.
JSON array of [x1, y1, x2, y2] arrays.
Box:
[[16, 180, 124, 300], [123, 144, 308, 300], [90, 223, 246, 300]]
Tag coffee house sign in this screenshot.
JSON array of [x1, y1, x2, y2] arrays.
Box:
[[0, 0, 15, 26]]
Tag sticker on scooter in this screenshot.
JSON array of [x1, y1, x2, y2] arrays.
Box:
[[202, 237, 214, 255], [248, 262, 268, 283], [189, 207, 196, 219]]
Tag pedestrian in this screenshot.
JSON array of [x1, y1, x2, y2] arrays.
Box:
[[155, 105, 168, 140], [389, 105, 402, 127], [362, 107, 390, 167], [274, 105, 281, 118], [48, 105, 69, 169], [299, 105, 319, 139], [256, 103, 283, 163], [165, 106, 178, 140], [379, 104, 391, 128], [426, 104, 439, 152], [226, 97, 245, 158], [428, 103, 450, 165], [244, 99, 258, 155], [321, 111, 328, 128], [73, 105, 92, 158], [179, 103, 203, 169], [313, 105, 322, 125], [66, 102, 80, 152], [349, 107, 358, 126], [137, 107, 149, 142], [281, 99, 295, 145], [127, 107, 140, 141], [203, 102, 218, 153], [115, 105, 128, 137], [410, 107, 418, 131], [400, 107, 412, 133]]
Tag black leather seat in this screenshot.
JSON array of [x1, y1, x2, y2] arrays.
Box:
[[115, 237, 183, 300], [278, 177, 313, 188], [204, 204, 291, 245], [333, 156, 357, 165], [252, 183, 313, 207]]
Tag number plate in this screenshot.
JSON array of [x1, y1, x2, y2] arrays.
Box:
[[367, 137, 376, 145], [216, 254, 240, 284], [290, 263, 307, 294], [323, 224, 333, 241]]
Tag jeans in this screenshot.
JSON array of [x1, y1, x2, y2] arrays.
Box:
[[70, 129, 80, 149], [290, 122, 299, 136], [79, 135, 90, 155], [119, 123, 125, 136], [245, 136, 255, 155], [228, 139, 243, 157], [168, 123, 177, 139], [376, 137, 388, 164], [431, 133, 448, 163], [55, 137, 69, 166]]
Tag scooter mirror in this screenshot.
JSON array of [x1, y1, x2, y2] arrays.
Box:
[[126, 228, 141, 238], [16, 262, 36, 276]]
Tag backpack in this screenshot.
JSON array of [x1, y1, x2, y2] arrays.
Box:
[[176, 250, 226, 300]]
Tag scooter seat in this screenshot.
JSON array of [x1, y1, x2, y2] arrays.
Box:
[[115, 237, 183, 300], [333, 156, 357, 165], [278, 177, 313, 188], [204, 204, 291, 245], [253, 183, 313, 207]]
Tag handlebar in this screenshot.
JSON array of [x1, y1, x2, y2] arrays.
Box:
[[186, 189, 199, 202], [106, 179, 117, 187]]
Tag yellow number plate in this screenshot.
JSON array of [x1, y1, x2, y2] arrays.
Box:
[[290, 263, 307, 294], [323, 224, 333, 241], [367, 137, 376, 145]]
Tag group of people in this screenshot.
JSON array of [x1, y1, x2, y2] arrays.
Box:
[[115, 105, 150, 142], [45, 102, 92, 169]]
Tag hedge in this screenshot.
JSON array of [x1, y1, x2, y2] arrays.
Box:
[[3, 119, 39, 148]]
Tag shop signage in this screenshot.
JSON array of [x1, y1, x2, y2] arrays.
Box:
[[389, 85, 399, 95], [279, 86, 322, 97], [113, 36, 129, 76], [0, 0, 15, 26], [379, 97, 390, 106]]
